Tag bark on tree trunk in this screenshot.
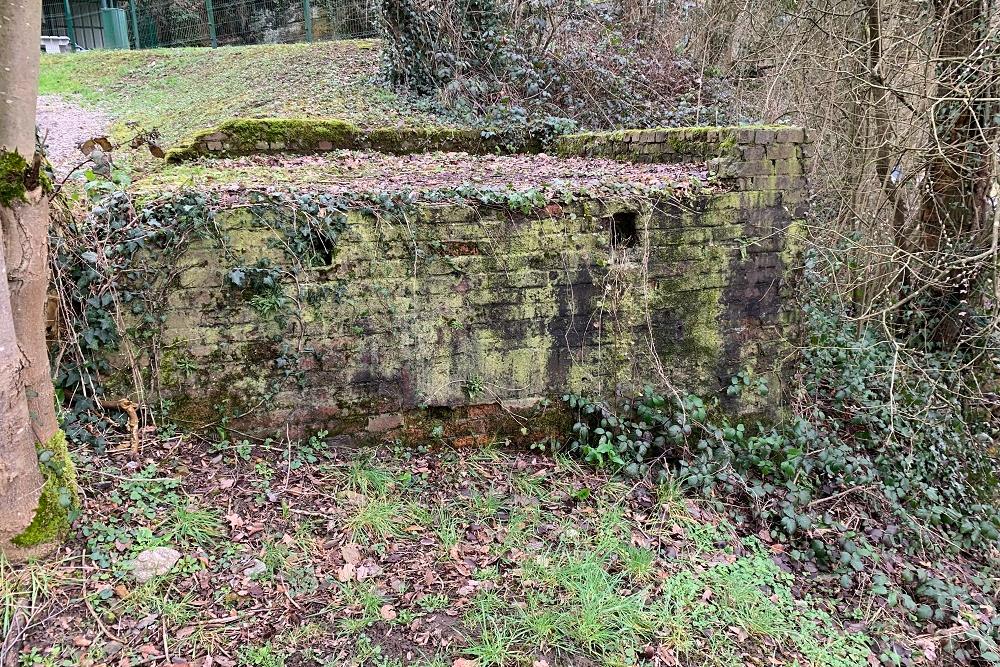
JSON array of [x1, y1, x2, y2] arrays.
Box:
[[0, 225, 44, 543], [2, 191, 57, 441], [917, 0, 997, 341], [0, 0, 64, 553]]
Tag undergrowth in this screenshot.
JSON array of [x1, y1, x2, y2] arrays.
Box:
[[561, 244, 1000, 665], [381, 0, 739, 139]]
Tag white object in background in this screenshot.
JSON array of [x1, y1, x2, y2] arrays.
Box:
[[40, 36, 72, 53]]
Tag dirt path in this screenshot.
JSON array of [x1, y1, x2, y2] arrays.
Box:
[[36, 94, 112, 178]]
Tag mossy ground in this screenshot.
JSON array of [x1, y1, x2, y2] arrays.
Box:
[[12, 430, 79, 547]]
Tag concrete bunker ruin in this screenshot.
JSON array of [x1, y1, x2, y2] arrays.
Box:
[[100, 122, 809, 444]]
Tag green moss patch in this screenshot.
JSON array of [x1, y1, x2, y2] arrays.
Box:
[[12, 430, 80, 547], [166, 120, 522, 162], [221, 117, 361, 148], [0, 149, 29, 206], [166, 117, 362, 162]]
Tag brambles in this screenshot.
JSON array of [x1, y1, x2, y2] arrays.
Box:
[[380, 0, 736, 136]]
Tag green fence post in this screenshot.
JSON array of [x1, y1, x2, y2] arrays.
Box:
[[128, 0, 140, 47], [303, 0, 313, 42], [206, 0, 218, 47], [62, 0, 77, 51]]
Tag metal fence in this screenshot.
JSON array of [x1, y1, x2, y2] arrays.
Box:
[[43, 0, 379, 51], [43, 0, 107, 49]]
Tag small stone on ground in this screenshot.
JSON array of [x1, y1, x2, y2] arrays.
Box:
[[130, 546, 182, 583]]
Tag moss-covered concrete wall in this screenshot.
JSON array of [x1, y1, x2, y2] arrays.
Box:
[[146, 122, 810, 441], [166, 120, 811, 198], [165, 119, 533, 162], [553, 126, 811, 194], [153, 186, 800, 441]]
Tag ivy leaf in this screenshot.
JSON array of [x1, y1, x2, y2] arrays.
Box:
[[81, 251, 99, 263]]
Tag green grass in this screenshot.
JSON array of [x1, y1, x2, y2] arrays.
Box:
[[162, 504, 222, 547], [345, 495, 411, 540], [463, 538, 871, 667], [239, 642, 287, 667], [432, 503, 462, 554], [338, 580, 385, 632], [39, 41, 448, 146], [17, 444, 879, 667], [345, 456, 396, 496]]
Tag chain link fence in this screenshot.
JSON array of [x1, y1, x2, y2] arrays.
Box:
[[43, 0, 378, 51]]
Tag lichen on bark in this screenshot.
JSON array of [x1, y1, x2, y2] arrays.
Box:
[[12, 431, 80, 547]]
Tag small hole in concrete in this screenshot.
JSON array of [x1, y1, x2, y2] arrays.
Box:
[[316, 238, 336, 266], [610, 211, 638, 248]]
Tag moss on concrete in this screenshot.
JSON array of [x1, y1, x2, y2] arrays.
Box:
[[365, 126, 488, 154], [166, 118, 363, 161], [0, 150, 29, 206], [225, 117, 361, 147], [166, 119, 536, 162], [103, 160, 796, 439], [12, 431, 79, 548], [553, 125, 786, 161]]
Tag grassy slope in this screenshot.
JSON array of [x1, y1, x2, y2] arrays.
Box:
[[38, 40, 448, 146]]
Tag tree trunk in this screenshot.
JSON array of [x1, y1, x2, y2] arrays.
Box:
[[2, 191, 57, 440], [917, 0, 997, 341], [0, 225, 44, 544], [0, 0, 64, 553]]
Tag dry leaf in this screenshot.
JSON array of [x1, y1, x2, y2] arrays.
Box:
[[342, 543, 362, 565], [338, 562, 355, 583], [380, 604, 397, 621], [453, 660, 479, 667]]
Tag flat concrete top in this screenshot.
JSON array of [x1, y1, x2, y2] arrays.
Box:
[[136, 150, 713, 199]]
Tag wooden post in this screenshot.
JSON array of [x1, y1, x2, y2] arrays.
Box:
[[206, 0, 218, 47]]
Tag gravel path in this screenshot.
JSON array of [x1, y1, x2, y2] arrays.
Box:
[[36, 95, 112, 178]]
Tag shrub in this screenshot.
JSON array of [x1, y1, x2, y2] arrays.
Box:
[[562, 248, 1000, 560]]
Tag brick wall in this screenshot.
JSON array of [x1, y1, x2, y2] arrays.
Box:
[[166, 120, 812, 201], [553, 126, 811, 195], [153, 199, 800, 443], [144, 123, 809, 443]]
